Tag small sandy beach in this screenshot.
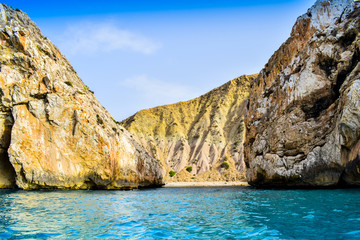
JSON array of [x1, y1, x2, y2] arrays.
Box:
[[163, 181, 249, 187]]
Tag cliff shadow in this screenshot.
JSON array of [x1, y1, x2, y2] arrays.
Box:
[[0, 111, 16, 188]]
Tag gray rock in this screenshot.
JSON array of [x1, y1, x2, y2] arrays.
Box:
[[244, 0, 360, 187]]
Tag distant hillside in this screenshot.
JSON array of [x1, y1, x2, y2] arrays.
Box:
[[122, 74, 257, 182]]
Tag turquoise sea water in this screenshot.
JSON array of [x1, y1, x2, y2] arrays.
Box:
[[0, 187, 359, 239]]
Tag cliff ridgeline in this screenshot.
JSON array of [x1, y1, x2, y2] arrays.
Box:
[[0, 4, 163, 189], [0, 0, 359, 189]]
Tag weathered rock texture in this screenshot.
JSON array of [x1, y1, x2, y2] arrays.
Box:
[[122, 75, 256, 182], [0, 4, 163, 189], [245, 0, 360, 187]]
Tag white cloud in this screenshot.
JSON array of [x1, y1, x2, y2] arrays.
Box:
[[59, 22, 161, 55], [120, 75, 201, 105]]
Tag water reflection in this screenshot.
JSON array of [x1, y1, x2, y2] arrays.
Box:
[[0, 188, 359, 239], [230, 188, 360, 239], [0, 190, 15, 233]]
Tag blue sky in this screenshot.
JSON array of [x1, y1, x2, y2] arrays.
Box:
[[2, 0, 315, 120]]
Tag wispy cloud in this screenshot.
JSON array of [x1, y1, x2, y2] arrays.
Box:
[[59, 22, 161, 55], [120, 75, 201, 106]]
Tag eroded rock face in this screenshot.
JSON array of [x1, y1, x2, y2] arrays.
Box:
[[0, 4, 163, 189], [122, 75, 256, 182], [245, 0, 360, 187]]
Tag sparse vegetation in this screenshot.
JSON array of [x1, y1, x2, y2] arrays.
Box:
[[234, 140, 241, 148], [96, 114, 104, 125], [77, 91, 85, 95], [64, 81, 73, 87], [186, 166, 192, 173], [221, 162, 230, 170], [224, 156, 229, 161], [169, 171, 177, 177], [82, 85, 94, 94], [112, 118, 118, 124], [36, 45, 43, 53]]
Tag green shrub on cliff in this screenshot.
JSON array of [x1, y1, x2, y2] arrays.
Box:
[[64, 81, 73, 87], [36, 45, 43, 53], [169, 171, 177, 177], [221, 162, 230, 170], [186, 166, 192, 173]]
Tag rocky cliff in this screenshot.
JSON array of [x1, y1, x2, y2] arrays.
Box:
[[122, 75, 256, 182], [245, 0, 360, 187], [0, 4, 163, 189]]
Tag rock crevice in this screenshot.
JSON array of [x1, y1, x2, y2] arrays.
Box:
[[245, 0, 360, 187]]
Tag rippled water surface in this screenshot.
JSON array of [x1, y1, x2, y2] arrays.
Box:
[[0, 187, 360, 239]]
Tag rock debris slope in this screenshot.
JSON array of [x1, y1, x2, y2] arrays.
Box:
[[0, 4, 163, 189], [245, 0, 360, 187], [122, 75, 256, 182]]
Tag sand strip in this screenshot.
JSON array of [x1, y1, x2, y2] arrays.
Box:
[[163, 181, 249, 187]]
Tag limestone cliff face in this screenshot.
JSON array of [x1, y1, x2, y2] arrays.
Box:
[[122, 75, 256, 182], [0, 4, 163, 189], [245, 0, 360, 187]]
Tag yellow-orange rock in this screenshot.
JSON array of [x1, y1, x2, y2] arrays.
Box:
[[0, 4, 162, 189]]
